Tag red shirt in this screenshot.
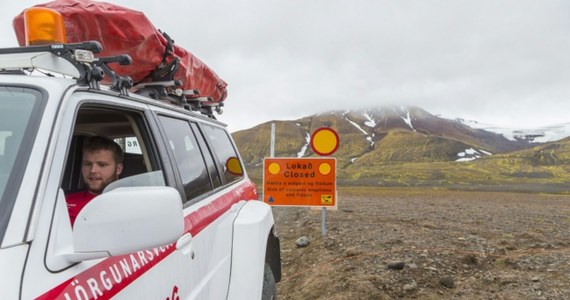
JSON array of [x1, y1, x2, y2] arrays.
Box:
[[66, 191, 97, 226]]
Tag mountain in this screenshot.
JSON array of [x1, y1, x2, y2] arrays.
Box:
[[233, 106, 525, 167], [232, 106, 570, 192], [474, 136, 570, 168]]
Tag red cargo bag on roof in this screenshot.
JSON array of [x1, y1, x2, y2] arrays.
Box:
[[13, 0, 227, 103]]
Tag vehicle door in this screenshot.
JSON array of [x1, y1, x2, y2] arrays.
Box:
[[153, 108, 253, 299], [22, 92, 189, 300]]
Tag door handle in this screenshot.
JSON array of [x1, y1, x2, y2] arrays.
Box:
[[176, 233, 193, 256]]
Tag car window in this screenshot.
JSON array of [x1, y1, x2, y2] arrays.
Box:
[[191, 123, 222, 189], [62, 107, 162, 194], [158, 116, 213, 202], [0, 86, 45, 239], [201, 124, 244, 184], [0, 87, 42, 191]]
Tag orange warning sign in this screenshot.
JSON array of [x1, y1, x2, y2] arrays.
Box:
[[263, 157, 337, 207]]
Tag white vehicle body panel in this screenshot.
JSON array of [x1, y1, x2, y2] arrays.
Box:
[[228, 201, 275, 300], [0, 52, 81, 78], [1, 47, 279, 299], [0, 245, 28, 300]]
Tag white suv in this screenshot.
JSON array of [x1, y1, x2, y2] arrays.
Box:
[[0, 10, 280, 300]]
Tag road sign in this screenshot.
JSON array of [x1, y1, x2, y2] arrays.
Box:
[[263, 157, 336, 207], [310, 127, 339, 156]]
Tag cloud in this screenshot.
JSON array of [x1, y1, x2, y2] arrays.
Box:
[[2, 0, 570, 131]]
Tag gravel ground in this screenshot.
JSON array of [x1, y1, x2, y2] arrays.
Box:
[[272, 187, 570, 299]]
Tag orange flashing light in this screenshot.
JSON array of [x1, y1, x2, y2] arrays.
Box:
[[23, 7, 67, 46]]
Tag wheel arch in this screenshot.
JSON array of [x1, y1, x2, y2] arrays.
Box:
[[228, 200, 280, 299], [265, 226, 281, 283]]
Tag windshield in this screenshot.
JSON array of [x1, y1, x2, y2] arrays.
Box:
[[0, 86, 45, 238]]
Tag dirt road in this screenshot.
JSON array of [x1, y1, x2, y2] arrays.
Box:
[[272, 188, 570, 299]]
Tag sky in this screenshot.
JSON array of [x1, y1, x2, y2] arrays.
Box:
[[2, 0, 570, 132]]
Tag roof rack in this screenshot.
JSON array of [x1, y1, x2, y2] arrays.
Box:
[[0, 41, 102, 79], [0, 41, 220, 118]]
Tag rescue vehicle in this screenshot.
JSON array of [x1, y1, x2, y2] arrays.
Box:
[[0, 1, 281, 299]]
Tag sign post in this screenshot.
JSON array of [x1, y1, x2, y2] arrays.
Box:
[[309, 127, 340, 236], [263, 127, 339, 237]]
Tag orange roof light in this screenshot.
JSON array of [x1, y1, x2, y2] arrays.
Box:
[[24, 7, 67, 46]]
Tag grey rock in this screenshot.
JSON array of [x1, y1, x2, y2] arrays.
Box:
[[497, 274, 517, 285], [295, 236, 310, 248], [403, 281, 417, 292], [462, 254, 478, 265], [387, 261, 405, 270], [439, 276, 455, 288]]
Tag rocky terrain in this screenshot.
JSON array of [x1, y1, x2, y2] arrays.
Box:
[[272, 188, 570, 299]]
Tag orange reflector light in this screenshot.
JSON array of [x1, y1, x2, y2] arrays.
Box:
[[23, 7, 67, 46]]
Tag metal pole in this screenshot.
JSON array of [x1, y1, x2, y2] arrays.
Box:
[[270, 123, 275, 158], [322, 208, 327, 236]]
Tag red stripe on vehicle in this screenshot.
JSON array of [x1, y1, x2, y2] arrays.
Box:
[[35, 180, 257, 300], [184, 180, 257, 236], [36, 246, 177, 300]]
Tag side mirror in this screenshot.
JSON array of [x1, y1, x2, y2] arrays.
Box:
[[67, 186, 183, 262]]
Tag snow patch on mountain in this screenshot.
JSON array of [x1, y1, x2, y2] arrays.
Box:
[[363, 112, 376, 127], [401, 111, 415, 131], [346, 117, 375, 147], [454, 118, 570, 143], [511, 124, 570, 143], [456, 148, 491, 162], [346, 118, 368, 135], [297, 132, 311, 157], [394, 107, 416, 132]]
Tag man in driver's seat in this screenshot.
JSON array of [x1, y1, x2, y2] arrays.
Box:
[[66, 136, 123, 226]]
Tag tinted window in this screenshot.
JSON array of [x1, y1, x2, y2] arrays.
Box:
[[191, 123, 222, 189], [159, 116, 212, 201], [201, 124, 244, 184]]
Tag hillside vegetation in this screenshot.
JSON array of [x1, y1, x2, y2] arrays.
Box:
[[233, 107, 570, 194]]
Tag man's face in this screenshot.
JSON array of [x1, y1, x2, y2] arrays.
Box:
[[81, 149, 123, 194]]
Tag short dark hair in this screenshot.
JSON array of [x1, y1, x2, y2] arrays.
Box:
[[83, 136, 124, 163]]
